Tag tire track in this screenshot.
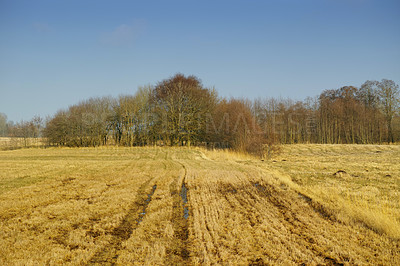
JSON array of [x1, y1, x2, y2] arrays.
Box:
[[165, 159, 190, 265], [218, 180, 343, 264], [88, 177, 157, 265], [297, 192, 337, 221], [252, 182, 345, 265]]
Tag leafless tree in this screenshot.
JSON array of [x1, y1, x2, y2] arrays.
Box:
[[151, 74, 217, 146], [0, 113, 7, 137], [377, 79, 399, 143]]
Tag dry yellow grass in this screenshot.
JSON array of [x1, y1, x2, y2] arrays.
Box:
[[0, 137, 44, 150], [0, 145, 399, 265], [255, 144, 400, 239]]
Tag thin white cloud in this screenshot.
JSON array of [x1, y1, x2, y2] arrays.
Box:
[[101, 21, 145, 47], [33, 22, 51, 33]]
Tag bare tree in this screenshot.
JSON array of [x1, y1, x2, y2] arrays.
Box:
[[151, 74, 217, 146], [110, 87, 153, 146], [377, 79, 399, 143], [42, 76, 400, 147], [357, 81, 383, 143], [44, 97, 113, 147], [210, 99, 272, 156], [0, 113, 7, 137]]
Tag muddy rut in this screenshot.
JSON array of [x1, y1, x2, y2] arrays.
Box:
[[181, 155, 400, 265], [165, 160, 190, 265], [88, 177, 157, 265]]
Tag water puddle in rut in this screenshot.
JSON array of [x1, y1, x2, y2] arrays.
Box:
[[137, 185, 157, 224], [180, 183, 189, 219]]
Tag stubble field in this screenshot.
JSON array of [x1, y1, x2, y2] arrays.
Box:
[[0, 145, 399, 265]]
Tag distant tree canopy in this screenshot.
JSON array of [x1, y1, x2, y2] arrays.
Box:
[[38, 75, 400, 154], [151, 74, 217, 146], [40, 74, 277, 156], [44, 97, 112, 147], [3, 115, 43, 140]]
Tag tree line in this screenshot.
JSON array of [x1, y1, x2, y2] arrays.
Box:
[[253, 79, 400, 144], [1, 75, 399, 155], [42, 74, 273, 155], [0, 113, 43, 140]]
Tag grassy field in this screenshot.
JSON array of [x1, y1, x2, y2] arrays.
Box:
[[0, 145, 399, 265]]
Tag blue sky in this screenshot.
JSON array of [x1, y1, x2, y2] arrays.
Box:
[[1, 0, 399, 122]]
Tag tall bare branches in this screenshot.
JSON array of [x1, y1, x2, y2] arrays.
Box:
[[42, 76, 399, 148]]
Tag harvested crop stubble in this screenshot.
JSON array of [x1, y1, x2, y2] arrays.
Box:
[[0, 146, 399, 265]]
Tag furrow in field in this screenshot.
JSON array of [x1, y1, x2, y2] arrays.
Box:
[[88, 177, 157, 265], [115, 154, 190, 265], [250, 181, 344, 264], [245, 175, 399, 264], [164, 158, 190, 265], [183, 153, 400, 264], [165, 181, 190, 263]]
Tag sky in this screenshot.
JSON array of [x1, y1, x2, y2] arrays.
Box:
[[0, 0, 399, 122]]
